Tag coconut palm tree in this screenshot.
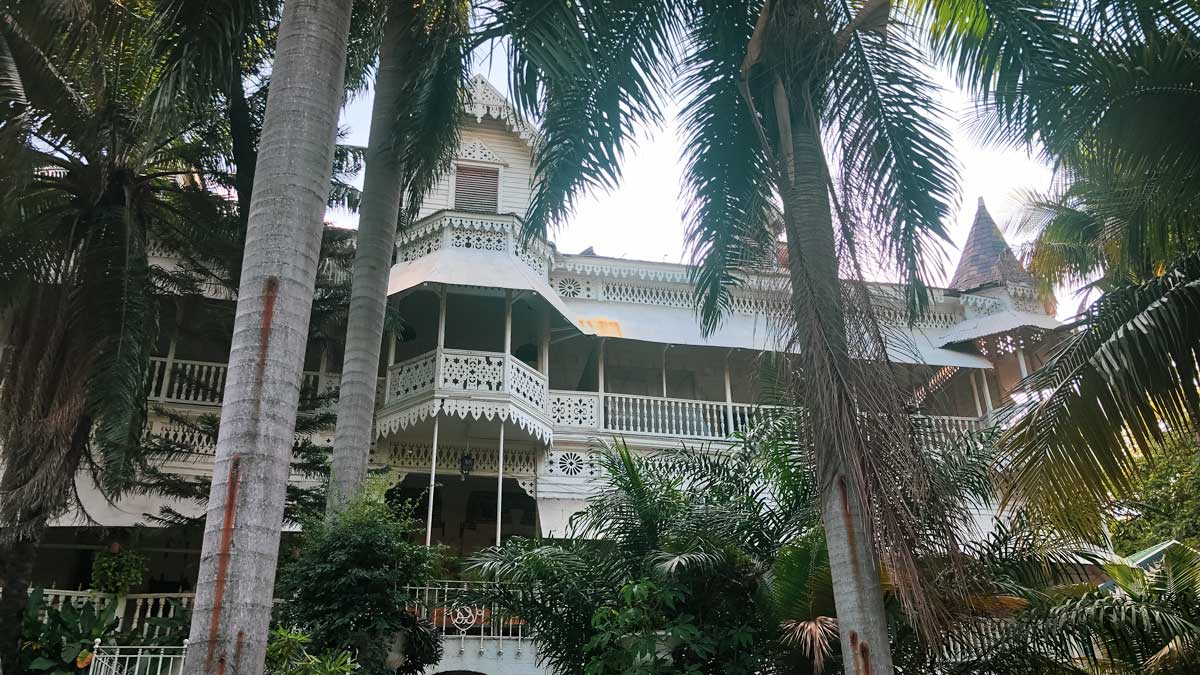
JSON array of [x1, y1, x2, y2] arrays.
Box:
[[175, 1, 356, 673], [480, 0, 963, 669], [917, 0, 1200, 536], [327, 0, 470, 512]]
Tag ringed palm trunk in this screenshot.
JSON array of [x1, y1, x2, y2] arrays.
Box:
[[328, 10, 408, 512], [182, 1, 354, 674], [781, 110, 895, 675]]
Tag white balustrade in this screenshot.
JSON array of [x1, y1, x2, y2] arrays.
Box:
[[548, 391, 602, 428], [917, 415, 984, 447], [382, 349, 549, 414], [147, 357, 325, 406], [440, 349, 506, 392], [405, 581, 527, 656], [507, 358, 547, 411], [387, 351, 438, 403], [30, 590, 193, 636], [603, 393, 729, 439]]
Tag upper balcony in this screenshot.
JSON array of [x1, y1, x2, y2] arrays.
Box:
[[379, 347, 552, 442]]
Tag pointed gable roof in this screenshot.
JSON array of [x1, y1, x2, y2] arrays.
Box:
[[463, 74, 536, 146], [949, 198, 1034, 291]]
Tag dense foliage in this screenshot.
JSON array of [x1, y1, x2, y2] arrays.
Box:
[[1111, 437, 1200, 554], [20, 589, 118, 674], [88, 546, 146, 595], [275, 488, 442, 675]]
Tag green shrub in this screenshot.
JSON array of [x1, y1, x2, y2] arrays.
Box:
[[20, 589, 119, 674], [275, 487, 442, 675], [265, 628, 355, 675], [89, 546, 146, 595]]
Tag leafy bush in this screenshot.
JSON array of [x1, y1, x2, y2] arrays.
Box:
[[275, 487, 442, 675], [20, 589, 119, 674], [265, 628, 355, 675], [89, 545, 146, 595]]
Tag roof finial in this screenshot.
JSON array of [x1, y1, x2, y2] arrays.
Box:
[[977, 196, 986, 209]]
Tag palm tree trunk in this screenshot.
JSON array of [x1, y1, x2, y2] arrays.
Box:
[[182, 1, 354, 674], [327, 9, 408, 513], [0, 519, 43, 675], [780, 108, 895, 675]]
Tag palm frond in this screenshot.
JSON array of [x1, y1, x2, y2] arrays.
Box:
[[998, 251, 1200, 536], [483, 0, 682, 238], [826, 16, 958, 314], [678, 0, 779, 334]]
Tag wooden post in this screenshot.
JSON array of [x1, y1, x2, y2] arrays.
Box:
[[387, 331, 396, 366], [661, 345, 668, 398], [969, 369, 984, 418], [318, 350, 330, 393], [1016, 347, 1030, 379], [598, 338, 606, 428], [724, 351, 735, 435], [434, 287, 447, 387], [425, 416, 440, 547], [159, 334, 179, 402], [978, 370, 994, 415], [539, 309, 551, 376], [504, 290, 513, 356], [496, 422, 505, 546]]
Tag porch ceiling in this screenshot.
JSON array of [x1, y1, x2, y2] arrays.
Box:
[[563, 298, 995, 369]]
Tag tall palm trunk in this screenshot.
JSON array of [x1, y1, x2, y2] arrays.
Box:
[[327, 10, 408, 512], [182, 1, 354, 673], [0, 515, 43, 674], [780, 106, 895, 675]]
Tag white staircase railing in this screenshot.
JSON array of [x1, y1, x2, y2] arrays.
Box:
[[404, 581, 529, 657]]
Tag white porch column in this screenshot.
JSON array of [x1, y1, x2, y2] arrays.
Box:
[[538, 308, 551, 376], [598, 339, 606, 393], [425, 416, 440, 546], [978, 370, 994, 415], [496, 422, 505, 546], [724, 351, 735, 435], [661, 345, 669, 397], [426, 287, 447, 547], [159, 333, 179, 402], [318, 350, 330, 393], [1016, 347, 1030, 379], [598, 339, 606, 429], [435, 287, 447, 383], [386, 331, 396, 366], [969, 369, 984, 418], [504, 289, 513, 355]]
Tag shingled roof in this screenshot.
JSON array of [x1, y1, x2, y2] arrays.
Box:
[[949, 198, 1034, 291]]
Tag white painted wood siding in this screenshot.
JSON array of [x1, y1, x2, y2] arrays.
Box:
[[415, 117, 535, 221]]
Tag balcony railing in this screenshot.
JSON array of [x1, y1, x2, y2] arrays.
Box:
[[53, 585, 528, 667], [147, 356, 330, 406], [384, 348, 549, 415], [548, 390, 984, 442], [32, 589, 193, 638]]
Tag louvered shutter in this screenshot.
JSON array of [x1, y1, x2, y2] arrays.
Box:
[[453, 164, 500, 213]]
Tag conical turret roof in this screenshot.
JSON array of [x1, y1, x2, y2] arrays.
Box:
[[949, 198, 1033, 291]]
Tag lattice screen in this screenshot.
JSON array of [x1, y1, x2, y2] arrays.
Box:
[[453, 164, 499, 213]]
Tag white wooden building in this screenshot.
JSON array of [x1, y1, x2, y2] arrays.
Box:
[[31, 76, 1061, 675]]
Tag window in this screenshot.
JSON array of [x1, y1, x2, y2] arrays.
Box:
[[453, 164, 499, 213]]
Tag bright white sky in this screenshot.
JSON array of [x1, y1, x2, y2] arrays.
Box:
[[330, 63, 1059, 296]]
